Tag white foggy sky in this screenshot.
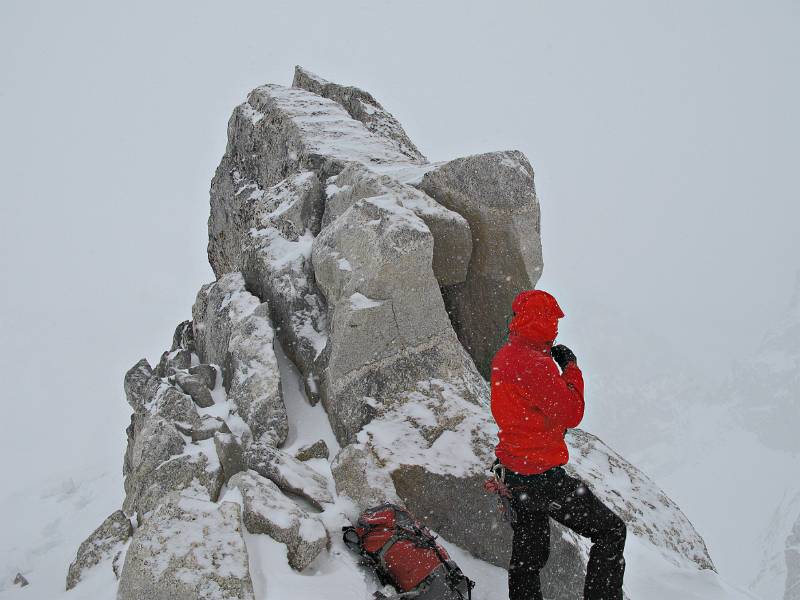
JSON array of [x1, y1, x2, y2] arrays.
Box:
[[0, 0, 798, 485]]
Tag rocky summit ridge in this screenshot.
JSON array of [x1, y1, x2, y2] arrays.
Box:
[[66, 66, 714, 600]]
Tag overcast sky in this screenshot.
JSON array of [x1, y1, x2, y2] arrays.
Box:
[[1, 0, 798, 486]]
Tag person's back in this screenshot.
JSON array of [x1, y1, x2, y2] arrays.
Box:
[[491, 289, 584, 475], [490, 289, 626, 600]]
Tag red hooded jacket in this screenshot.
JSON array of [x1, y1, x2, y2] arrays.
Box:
[[490, 290, 585, 475]]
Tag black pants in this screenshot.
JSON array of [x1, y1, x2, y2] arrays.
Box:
[[505, 466, 626, 600]]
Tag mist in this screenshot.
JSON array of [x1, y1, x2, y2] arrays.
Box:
[[1, 0, 798, 594]]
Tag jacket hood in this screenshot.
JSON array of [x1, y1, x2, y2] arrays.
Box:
[[508, 289, 564, 344]]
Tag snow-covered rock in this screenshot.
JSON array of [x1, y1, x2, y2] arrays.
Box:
[[173, 370, 214, 408], [292, 65, 426, 163], [117, 493, 254, 600], [123, 358, 160, 414], [564, 429, 713, 570], [189, 363, 217, 390], [331, 443, 401, 516], [65, 510, 132, 590], [123, 416, 186, 513], [214, 431, 246, 483], [130, 441, 225, 517], [245, 441, 333, 510], [177, 414, 227, 442], [154, 348, 192, 377], [295, 439, 329, 462], [192, 273, 286, 445], [311, 183, 487, 443], [171, 319, 195, 353], [230, 471, 329, 571], [323, 164, 472, 287], [238, 172, 329, 399], [150, 384, 202, 432]]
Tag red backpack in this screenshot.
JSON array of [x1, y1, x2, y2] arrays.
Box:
[[343, 504, 475, 600]]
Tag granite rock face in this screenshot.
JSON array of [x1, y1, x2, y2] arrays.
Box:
[[323, 164, 471, 287], [311, 182, 487, 444], [192, 273, 286, 444], [416, 150, 543, 377], [117, 494, 254, 600]]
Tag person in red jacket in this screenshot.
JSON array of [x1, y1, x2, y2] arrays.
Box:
[[491, 290, 626, 600]]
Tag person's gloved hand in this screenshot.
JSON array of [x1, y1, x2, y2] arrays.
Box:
[[551, 344, 577, 369]]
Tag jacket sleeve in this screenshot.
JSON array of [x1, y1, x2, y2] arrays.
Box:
[[522, 360, 585, 429]]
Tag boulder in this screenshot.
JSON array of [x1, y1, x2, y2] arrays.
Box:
[[131, 445, 225, 517], [171, 319, 195, 352], [192, 273, 287, 444], [230, 471, 329, 570], [179, 414, 226, 442], [214, 431, 246, 482], [323, 164, 471, 287], [123, 358, 160, 414], [189, 364, 217, 389], [117, 493, 254, 600], [295, 439, 329, 462], [331, 444, 400, 516], [292, 65, 426, 163], [173, 370, 214, 408], [245, 441, 333, 510], [13, 573, 28, 587], [154, 348, 192, 377], [66, 510, 133, 590], [151, 384, 202, 432], [415, 150, 543, 377], [123, 417, 185, 508], [311, 192, 486, 444], [123, 414, 224, 517]]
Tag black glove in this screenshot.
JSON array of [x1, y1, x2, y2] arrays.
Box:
[[551, 344, 577, 369]]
